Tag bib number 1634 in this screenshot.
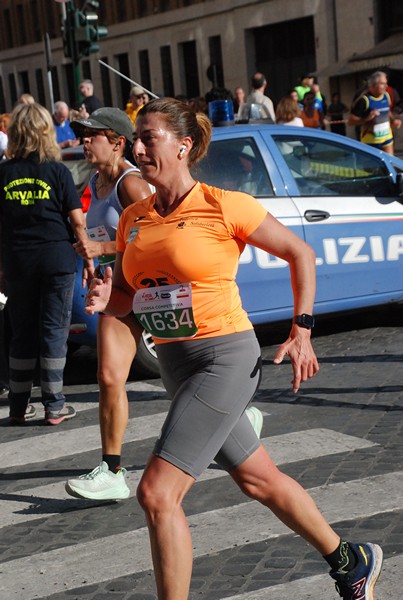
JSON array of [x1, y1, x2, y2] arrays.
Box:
[[132, 283, 198, 339]]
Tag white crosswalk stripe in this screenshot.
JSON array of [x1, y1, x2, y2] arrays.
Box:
[[0, 428, 376, 527], [0, 384, 399, 599]]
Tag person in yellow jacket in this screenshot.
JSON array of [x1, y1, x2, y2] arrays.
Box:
[[125, 85, 145, 125]]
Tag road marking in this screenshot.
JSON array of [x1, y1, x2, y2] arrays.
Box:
[[0, 429, 376, 526], [0, 380, 165, 419], [1, 411, 169, 468], [0, 472, 401, 599], [222, 555, 402, 599]]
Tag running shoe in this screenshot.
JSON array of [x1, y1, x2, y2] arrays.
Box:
[[65, 461, 130, 500], [330, 542, 383, 599], [9, 403, 36, 425], [45, 404, 76, 425], [245, 406, 264, 439]]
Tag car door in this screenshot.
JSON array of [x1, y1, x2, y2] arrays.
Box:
[[192, 128, 304, 323], [266, 130, 403, 314]]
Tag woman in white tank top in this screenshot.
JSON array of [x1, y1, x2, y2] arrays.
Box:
[[66, 108, 152, 500]]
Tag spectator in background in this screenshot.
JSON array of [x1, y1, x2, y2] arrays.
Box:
[[78, 79, 103, 118], [0, 113, 11, 160], [348, 70, 401, 155], [0, 102, 89, 425], [205, 84, 233, 104], [312, 81, 327, 117], [189, 96, 208, 114], [142, 92, 151, 105], [326, 92, 348, 136], [275, 96, 304, 126], [175, 94, 189, 103], [301, 90, 324, 129], [53, 101, 80, 149], [233, 86, 246, 115], [294, 74, 314, 102], [18, 93, 35, 105], [125, 85, 145, 125], [246, 72, 276, 122]]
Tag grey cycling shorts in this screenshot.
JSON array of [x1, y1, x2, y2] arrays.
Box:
[[154, 330, 262, 479]]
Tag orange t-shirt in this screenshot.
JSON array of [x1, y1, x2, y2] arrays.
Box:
[[116, 182, 267, 343]]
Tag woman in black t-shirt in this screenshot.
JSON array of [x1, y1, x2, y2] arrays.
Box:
[[0, 103, 89, 425]]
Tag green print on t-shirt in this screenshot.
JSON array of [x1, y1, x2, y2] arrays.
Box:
[[3, 178, 51, 205]]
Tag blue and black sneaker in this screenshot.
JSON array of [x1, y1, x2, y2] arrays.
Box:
[[330, 542, 383, 599]]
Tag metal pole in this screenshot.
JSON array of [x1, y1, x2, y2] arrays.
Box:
[[98, 60, 159, 99]]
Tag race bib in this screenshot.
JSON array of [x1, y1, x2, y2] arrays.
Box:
[[373, 121, 390, 139], [132, 283, 198, 340], [86, 225, 114, 265]]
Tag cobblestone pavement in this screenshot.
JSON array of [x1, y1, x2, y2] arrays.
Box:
[[0, 304, 402, 599]]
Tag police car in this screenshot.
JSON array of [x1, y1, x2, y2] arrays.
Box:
[[67, 125, 403, 378]]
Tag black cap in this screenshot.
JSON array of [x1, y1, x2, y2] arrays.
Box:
[[71, 107, 133, 140]]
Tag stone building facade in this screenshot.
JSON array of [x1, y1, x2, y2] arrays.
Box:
[[0, 0, 402, 137]]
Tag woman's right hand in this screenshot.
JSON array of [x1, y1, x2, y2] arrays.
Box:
[[84, 266, 113, 315]]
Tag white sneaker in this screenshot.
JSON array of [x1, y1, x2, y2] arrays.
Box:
[[65, 461, 130, 500], [245, 406, 263, 439]]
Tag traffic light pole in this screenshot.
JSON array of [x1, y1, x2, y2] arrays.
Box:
[[58, 0, 108, 109]]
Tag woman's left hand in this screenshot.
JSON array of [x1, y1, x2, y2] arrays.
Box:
[[273, 325, 319, 393]]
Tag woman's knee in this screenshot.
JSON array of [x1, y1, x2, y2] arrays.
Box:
[[97, 362, 127, 388], [137, 475, 175, 517]]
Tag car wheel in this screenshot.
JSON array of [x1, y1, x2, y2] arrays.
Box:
[[132, 330, 160, 379]]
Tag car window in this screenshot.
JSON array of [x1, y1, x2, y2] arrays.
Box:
[[192, 137, 274, 197], [273, 135, 394, 196]]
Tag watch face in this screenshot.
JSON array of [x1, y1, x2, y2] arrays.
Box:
[[295, 314, 315, 328]]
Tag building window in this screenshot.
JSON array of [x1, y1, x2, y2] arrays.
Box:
[[2, 9, 13, 49], [179, 40, 199, 99], [139, 49, 151, 93], [208, 36, 224, 88], [8, 73, 17, 106], [82, 60, 91, 80], [160, 45, 174, 97], [51, 67, 60, 106], [30, 0, 41, 43], [35, 68, 46, 106], [16, 5, 27, 46], [19, 71, 30, 96], [0, 77, 6, 113], [137, 0, 149, 19], [378, 0, 403, 37], [117, 53, 131, 109], [100, 56, 112, 106], [63, 63, 76, 108]]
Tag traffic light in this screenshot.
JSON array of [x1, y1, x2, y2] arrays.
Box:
[[62, 2, 108, 62], [75, 9, 108, 57]]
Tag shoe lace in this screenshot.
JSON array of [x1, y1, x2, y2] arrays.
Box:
[[79, 465, 103, 480]]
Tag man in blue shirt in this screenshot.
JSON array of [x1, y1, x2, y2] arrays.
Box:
[[53, 101, 80, 149]]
